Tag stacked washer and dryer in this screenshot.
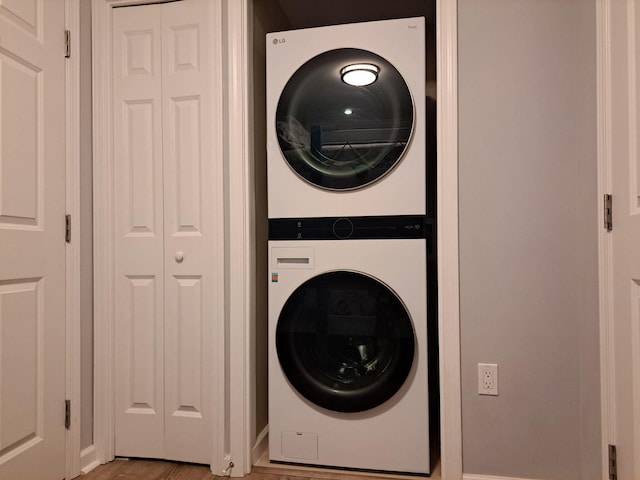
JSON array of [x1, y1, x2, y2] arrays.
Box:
[[266, 18, 429, 475]]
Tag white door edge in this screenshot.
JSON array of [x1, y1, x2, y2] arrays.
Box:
[[597, 1, 615, 479], [208, 1, 228, 475], [66, 0, 82, 477]]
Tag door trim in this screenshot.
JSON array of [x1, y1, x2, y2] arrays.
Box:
[[92, 0, 116, 464], [91, 0, 226, 473], [225, 0, 255, 476], [66, 0, 82, 477], [436, 1, 463, 478], [596, 2, 614, 479], [597, 0, 640, 478]]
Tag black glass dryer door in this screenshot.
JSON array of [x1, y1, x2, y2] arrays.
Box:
[[276, 48, 414, 190], [276, 271, 415, 413]]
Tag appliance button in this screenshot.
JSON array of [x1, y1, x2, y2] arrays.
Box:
[[332, 218, 354, 239]]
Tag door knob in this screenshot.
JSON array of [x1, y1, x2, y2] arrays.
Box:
[[175, 251, 184, 263]]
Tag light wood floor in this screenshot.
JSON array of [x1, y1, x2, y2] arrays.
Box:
[[81, 458, 434, 480], [81, 458, 212, 480]]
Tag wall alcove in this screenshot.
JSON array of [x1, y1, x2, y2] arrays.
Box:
[[251, 0, 441, 474]]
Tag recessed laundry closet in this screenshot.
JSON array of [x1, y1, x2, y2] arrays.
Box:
[[253, 1, 438, 475], [110, 0, 223, 463]]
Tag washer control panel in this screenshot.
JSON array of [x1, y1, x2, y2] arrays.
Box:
[[268, 215, 429, 240]]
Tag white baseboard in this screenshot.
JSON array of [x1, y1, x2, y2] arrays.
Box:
[[251, 426, 269, 465], [80, 445, 100, 474], [464, 475, 544, 480]]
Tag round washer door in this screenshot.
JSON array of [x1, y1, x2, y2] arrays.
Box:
[[276, 48, 414, 190], [276, 270, 415, 413]]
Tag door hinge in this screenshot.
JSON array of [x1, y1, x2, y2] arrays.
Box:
[[65, 399, 71, 430], [604, 194, 613, 231], [608, 444, 617, 480], [65, 30, 71, 58], [65, 214, 71, 243]]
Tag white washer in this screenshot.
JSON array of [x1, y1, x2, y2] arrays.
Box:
[[268, 235, 429, 474], [266, 18, 426, 219]]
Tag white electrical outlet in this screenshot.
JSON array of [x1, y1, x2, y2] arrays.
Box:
[[478, 363, 498, 395]]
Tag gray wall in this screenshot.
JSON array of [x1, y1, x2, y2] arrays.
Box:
[[80, 0, 94, 451], [458, 1, 601, 478]]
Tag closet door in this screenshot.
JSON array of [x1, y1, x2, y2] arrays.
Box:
[[113, 0, 216, 463], [161, 0, 216, 463], [0, 0, 67, 478], [113, 3, 165, 459]]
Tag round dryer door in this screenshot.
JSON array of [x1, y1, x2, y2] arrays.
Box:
[[276, 48, 414, 190], [276, 270, 415, 413]]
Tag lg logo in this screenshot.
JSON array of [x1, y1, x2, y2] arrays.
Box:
[[272, 38, 286, 45]]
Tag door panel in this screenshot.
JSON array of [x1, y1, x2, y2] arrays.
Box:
[[0, 56, 38, 220], [114, 0, 215, 463], [0, 281, 39, 448], [125, 101, 158, 233], [125, 275, 160, 413], [162, 0, 213, 463], [0, 0, 66, 478], [168, 97, 203, 233], [114, 3, 165, 458], [0, 0, 37, 35]]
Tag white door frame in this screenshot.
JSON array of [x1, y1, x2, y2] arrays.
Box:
[[596, 2, 614, 478], [66, 0, 82, 478], [224, 0, 255, 476], [92, 0, 462, 478], [597, 0, 635, 478], [436, 1, 463, 478]]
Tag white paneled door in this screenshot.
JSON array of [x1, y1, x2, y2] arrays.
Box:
[[113, 0, 217, 463], [0, 0, 66, 479]]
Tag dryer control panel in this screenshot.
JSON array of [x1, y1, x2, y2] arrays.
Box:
[[268, 215, 430, 240]]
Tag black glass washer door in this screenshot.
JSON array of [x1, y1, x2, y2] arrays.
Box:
[[276, 48, 414, 191], [276, 271, 415, 413]]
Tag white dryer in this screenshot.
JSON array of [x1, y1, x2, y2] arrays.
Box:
[[268, 216, 430, 474], [266, 18, 425, 219]]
